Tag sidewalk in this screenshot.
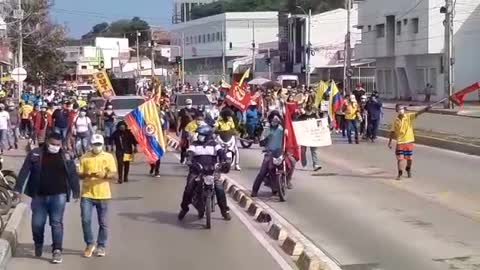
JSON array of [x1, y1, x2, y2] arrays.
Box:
[[382, 100, 480, 118]]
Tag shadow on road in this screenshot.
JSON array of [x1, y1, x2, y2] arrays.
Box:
[[118, 210, 221, 230], [14, 243, 83, 262]]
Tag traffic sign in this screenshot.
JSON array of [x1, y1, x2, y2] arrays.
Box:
[[346, 68, 354, 77], [11, 67, 27, 82]]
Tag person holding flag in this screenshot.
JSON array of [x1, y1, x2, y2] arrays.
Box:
[[388, 104, 431, 180]]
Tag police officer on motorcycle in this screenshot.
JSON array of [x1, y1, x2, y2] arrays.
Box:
[[251, 110, 295, 197], [178, 125, 232, 221]]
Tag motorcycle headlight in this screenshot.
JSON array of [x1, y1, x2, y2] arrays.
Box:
[[0, 157, 3, 164], [204, 175, 215, 185], [272, 156, 284, 166]]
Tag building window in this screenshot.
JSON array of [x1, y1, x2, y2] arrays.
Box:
[[376, 24, 385, 38], [81, 66, 87, 69], [368, 25, 371, 32], [216, 32, 220, 41], [377, 70, 385, 94], [415, 68, 427, 91], [396, 21, 401, 35], [198, 35, 201, 43], [202, 34, 206, 43], [403, 19, 408, 25], [411, 18, 419, 34], [93, 65, 99, 69]]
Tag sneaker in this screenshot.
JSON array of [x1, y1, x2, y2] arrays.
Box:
[[95, 246, 106, 257], [287, 181, 293, 189], [154, 174, 161, 178], [314, 166, 322, 172], [178, 209, 188, 221], [221, 211, 232, 221], [34, 246, 43, 257], [52, 249, 63, 264], [149, 169, 154, 176], [234, 165, 241, 171], [83, 244, 96, 258]]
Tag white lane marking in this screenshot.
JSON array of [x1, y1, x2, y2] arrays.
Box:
[[228, 197, 295, 270], [172, 153, 294, 270]]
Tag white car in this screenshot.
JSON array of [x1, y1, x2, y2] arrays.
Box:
[[76, 85, 96, 98]]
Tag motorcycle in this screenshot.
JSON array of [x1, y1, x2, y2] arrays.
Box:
[[0, 156, 19, 215], [191, 163, 222, 229], [239, 120, 264, 149], [215, 130, 236, 168], [262, 151, 290, 202]]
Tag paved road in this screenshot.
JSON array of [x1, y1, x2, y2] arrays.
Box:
[[7, 153, 286, 270], [382, 107, 480, 139], [230, 136, 480, 270]]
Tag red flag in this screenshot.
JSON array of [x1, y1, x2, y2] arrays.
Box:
[[450, 82, 480, 106], [284, 102, 300, 161], [225, 82, 252, 111]]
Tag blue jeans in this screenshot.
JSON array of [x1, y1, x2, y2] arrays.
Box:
[[31, 194, 67, 251], [0, 129, 8, 151], [346, 119, 359, 143], [104, 122, 115, 148], [81, 198, 109, 247], [54, 127, 68, 143]]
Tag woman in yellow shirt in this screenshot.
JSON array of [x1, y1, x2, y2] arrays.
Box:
[[343, 95, 360, 144], [215, 108, 241, 171]]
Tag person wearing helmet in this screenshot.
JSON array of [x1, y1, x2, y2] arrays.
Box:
[[215, 107, 241, 171], [178, 125, 232, 221], [177, 98, 198, 164], [244, 101, 261, 141]]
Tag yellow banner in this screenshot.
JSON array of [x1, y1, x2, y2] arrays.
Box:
[[93, 71, 115, 100]]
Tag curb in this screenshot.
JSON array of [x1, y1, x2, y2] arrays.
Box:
[[378, 129, 480, 156], [0, 203, 29, 270], [383, 105, 480, 119], [167, 135, 341, 270]]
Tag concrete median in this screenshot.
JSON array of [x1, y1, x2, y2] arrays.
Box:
[[0, 203, 29, 270]]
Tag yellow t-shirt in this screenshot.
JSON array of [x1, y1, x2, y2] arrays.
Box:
[[215, 117, 235, 131], [20, 104, 33, 119], [78, 151, 117, 199], [391, 113, 416, 144], [344, 103, 359, 120], [184, 120, 199, 134]]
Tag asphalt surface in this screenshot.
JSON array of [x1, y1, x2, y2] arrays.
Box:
[[7, 153, 284, 270], [230, 135, 480, 270]]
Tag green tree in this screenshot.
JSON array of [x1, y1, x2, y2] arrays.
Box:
[[81, 17, 151, 45], [7, 0, 67, 84]]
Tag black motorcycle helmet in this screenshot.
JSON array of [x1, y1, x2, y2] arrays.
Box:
[[220, 107, 234, 120]]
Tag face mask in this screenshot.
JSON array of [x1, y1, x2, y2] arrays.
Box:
[[41, 108, 47, 112], [47, 144, 61, 154], [80, 111, 87, 117], [92, 145, 103, 154], [271, 121, 279, 128], [186, 105, 193, 109], [398, 109, 405, 115], [8, 107, 14, 111], [198, 135, 206, 142]]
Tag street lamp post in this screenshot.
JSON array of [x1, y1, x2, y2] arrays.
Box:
[[297, 6, 312, 88]]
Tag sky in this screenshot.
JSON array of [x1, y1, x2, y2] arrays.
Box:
[[51, 0, 172, 38]]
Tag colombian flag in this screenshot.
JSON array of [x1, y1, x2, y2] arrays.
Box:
[[125, 100, 165, 163], [326, 81, 343, 128]]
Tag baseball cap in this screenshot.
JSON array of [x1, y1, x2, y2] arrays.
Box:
[[91, 134, 105, 145], [185, 99, 193, 105]]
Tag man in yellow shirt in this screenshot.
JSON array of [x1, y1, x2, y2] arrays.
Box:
[[388, 104, 431, 180], [78, 134, 117, 258], [19, 101, 34, 138], [343, 94, 360, 144]]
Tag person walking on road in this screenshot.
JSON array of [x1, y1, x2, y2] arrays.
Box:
[[111, 121, 137, 183], [102, 104, 116, 152], [52, 101, 72, 145], [19, 101, 34, 138], [7, 102, 19, 149], [343, 95, 360, 144], [78, 134, 117, 258], [15, 132, 80, 264], [388, 104, 431, 180], [0, 103, 11, 154], [365, 91, 383, 142], [73, 107, 94, 157], [297, 104, 322, 171]]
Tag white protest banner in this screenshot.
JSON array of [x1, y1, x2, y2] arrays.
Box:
[[292, 118, 332, 147]]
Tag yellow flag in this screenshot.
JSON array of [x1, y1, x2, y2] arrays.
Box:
[[93, 70, 115, 100], [238, 68, 250, 86], [314, 81, 328, 107]]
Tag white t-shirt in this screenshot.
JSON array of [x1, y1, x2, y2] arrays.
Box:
[[74, 116, 91, 133], [0, 111, 10, 130]]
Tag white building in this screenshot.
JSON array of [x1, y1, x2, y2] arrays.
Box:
[[355, 0, 480, 101], [95, 37, 130, 70], [173, 0, 219, 24], [170, 11, 279, 82]]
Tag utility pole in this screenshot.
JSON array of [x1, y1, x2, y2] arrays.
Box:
[[222, 22, 226, 80], [181, 32, 185, 85], [443, 0, 454, 108], [344, 0, 352, 94], [251, 21, 256, 73], [268, 48, 272, 80], [306, 9, 312, 88], [16, 0, 23, 97], [136, 30, 141, 76], [150, 29, 155, 83]]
